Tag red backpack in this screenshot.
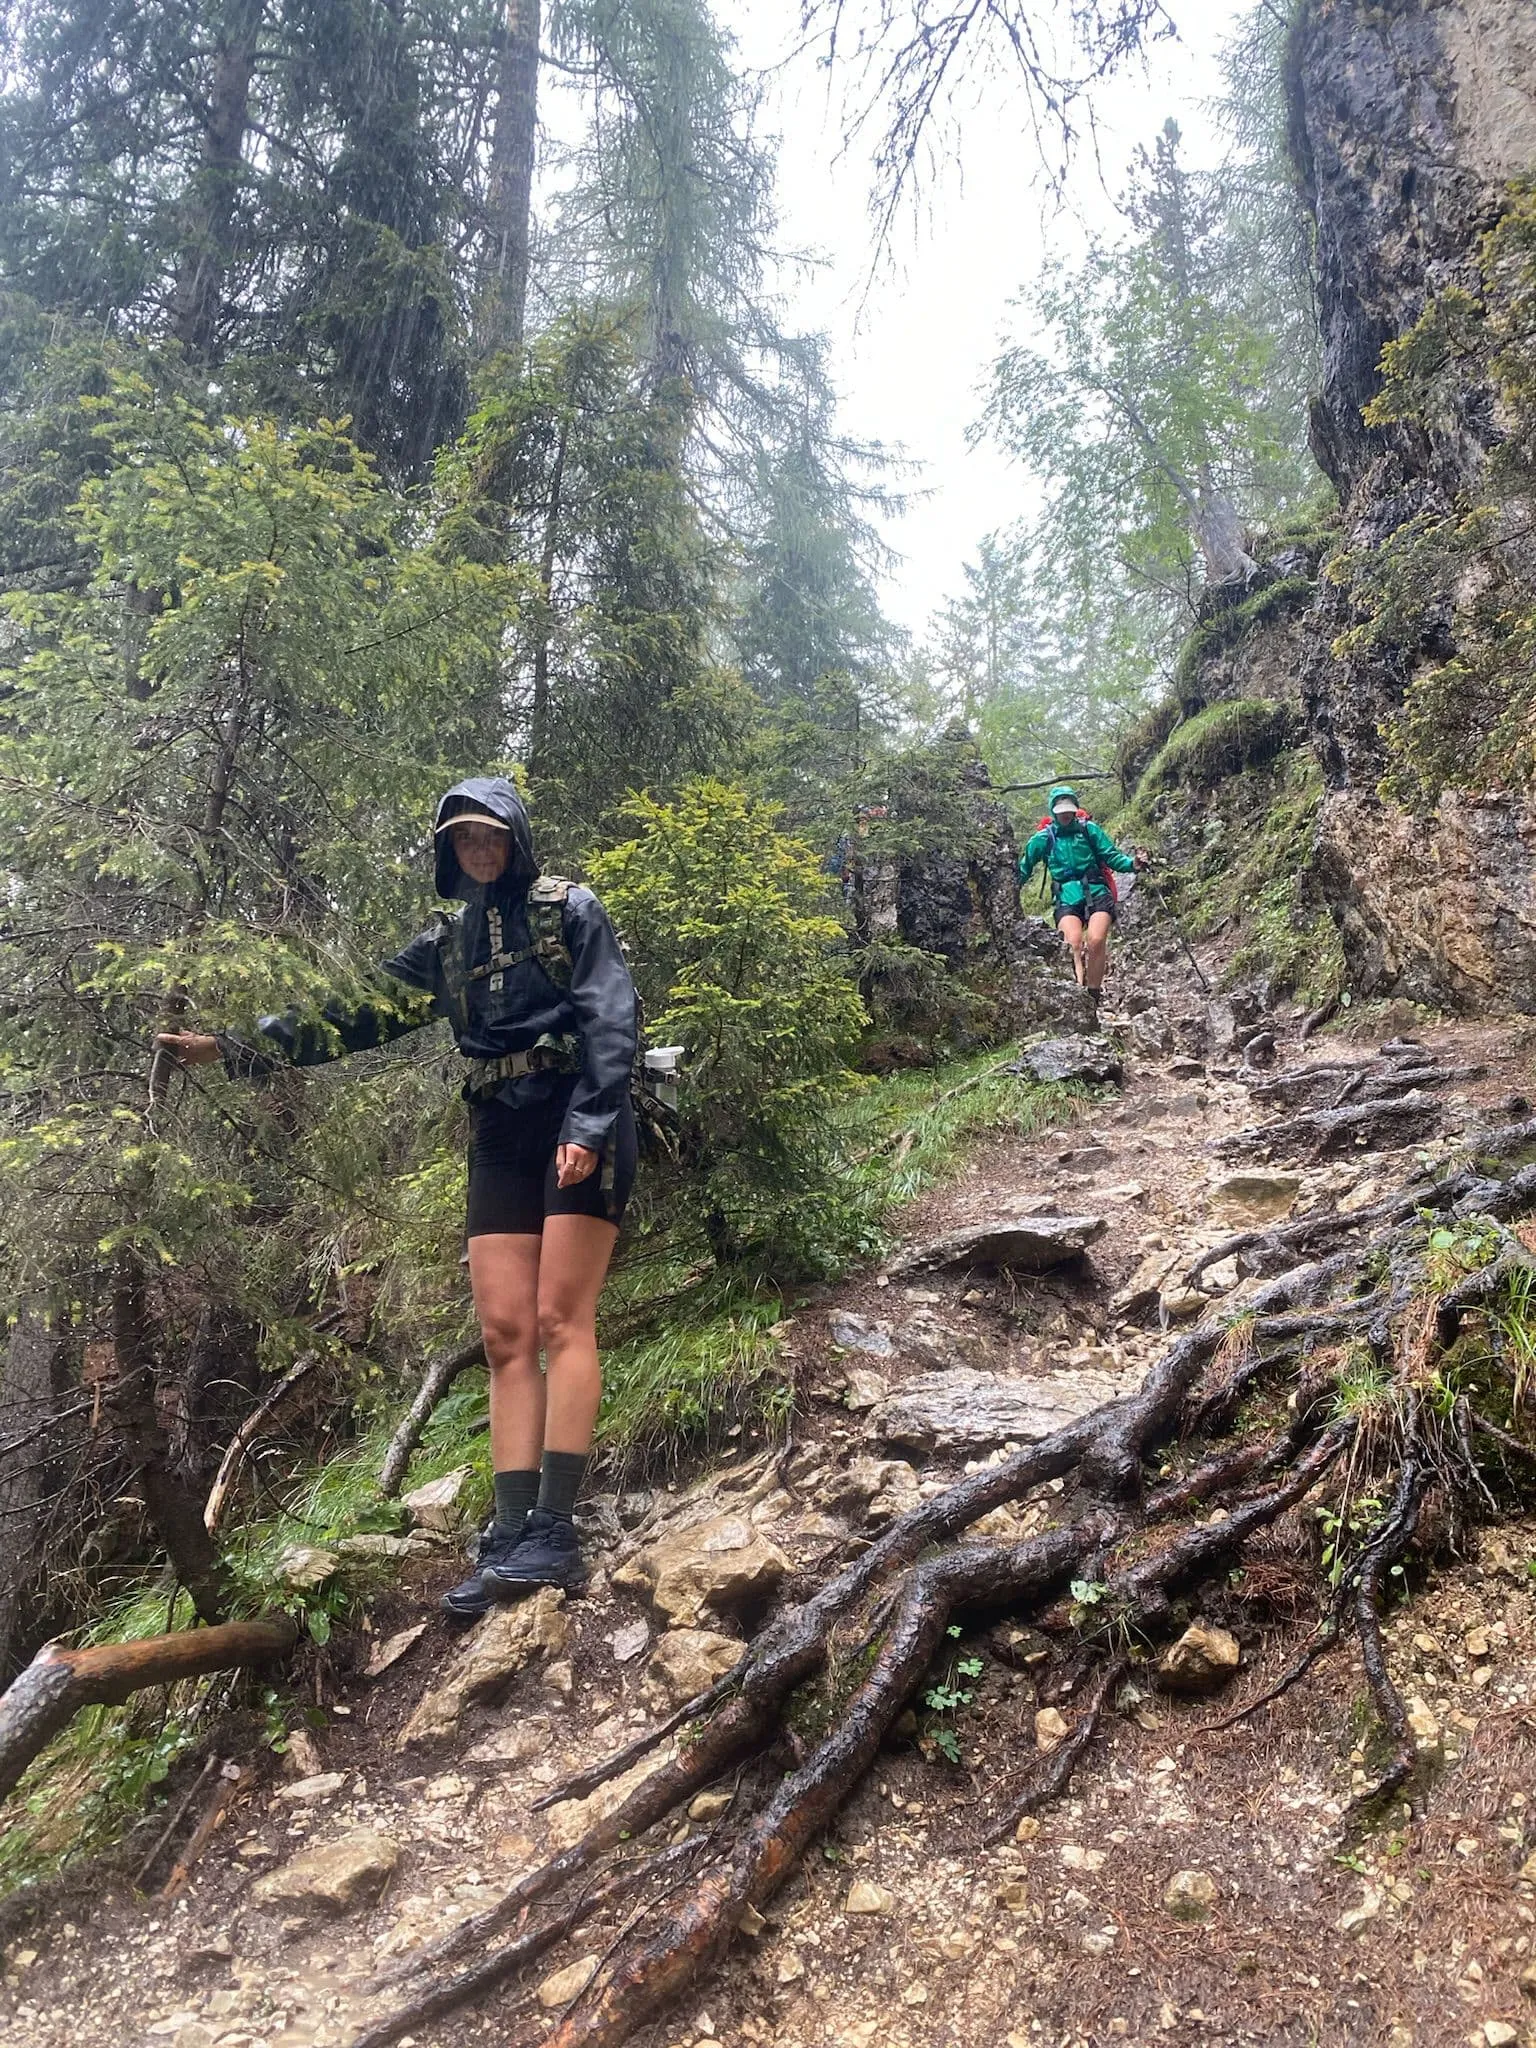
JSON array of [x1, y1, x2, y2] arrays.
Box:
[[1036, 808, 1118, 904]]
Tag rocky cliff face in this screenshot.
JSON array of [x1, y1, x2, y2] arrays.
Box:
[[1292, 0, 1536, 1010]]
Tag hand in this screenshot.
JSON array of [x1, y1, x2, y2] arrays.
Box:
[[1133, 848, 1151, 871], [154, 1031, 222, 1067], [555, 1143, 598, 1189]]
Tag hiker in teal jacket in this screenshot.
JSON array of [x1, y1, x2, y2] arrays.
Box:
[[1020, 784, 1148, 1008]]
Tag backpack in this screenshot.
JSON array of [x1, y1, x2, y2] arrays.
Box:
[[1036, 810, 1118, 906]]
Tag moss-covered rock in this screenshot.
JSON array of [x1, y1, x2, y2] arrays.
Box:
[[1142, 699, 1295, 796]]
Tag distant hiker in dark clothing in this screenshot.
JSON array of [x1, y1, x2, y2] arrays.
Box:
[[156, 776, 638, 1617], [1019, 783, 1149, 1007]]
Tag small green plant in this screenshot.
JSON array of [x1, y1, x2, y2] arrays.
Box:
[[1319, 1492, 1386, 1588], [921, 1626, 985, 1765]]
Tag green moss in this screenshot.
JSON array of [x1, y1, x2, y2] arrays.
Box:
[[1142, 698, 1295, 796], [1174, 577, 1315, 703], [1113, 696, 1182, 797]]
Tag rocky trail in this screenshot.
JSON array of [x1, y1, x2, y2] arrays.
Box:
[[5, 926, 1536, 2048]]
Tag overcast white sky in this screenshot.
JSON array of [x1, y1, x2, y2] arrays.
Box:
[[717, 3, 1242, 638]]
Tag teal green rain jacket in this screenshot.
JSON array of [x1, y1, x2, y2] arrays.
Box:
[[1019, 785, 1136, 913]]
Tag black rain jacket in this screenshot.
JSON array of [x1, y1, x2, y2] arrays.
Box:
[[247, 777, 638, 1158]]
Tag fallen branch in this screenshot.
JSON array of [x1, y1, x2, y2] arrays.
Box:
[[0, 1619, 297, 1804], [379, 1337, 485, 1497], [204, 1354, 320, 1534]]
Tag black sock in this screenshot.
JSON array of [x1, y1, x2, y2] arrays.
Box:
[[538, 1449, 588, 1523], [493, 1468, 540, 1536]]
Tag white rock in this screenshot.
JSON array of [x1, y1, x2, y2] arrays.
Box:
[[276, 1545, 340, 1592], [611, 1512, 788, 1628], [641, 1627, 743, 1709], [402, 1465, 475, 1535], [365, 1622, 428, 1679], [273, 1773, 346, 1805], [1336, 1887, 1384, 1934], [536, 1954, 599, 2009], [1163, 1869, 1218, 1922], [609, 1620, 651, 1663]]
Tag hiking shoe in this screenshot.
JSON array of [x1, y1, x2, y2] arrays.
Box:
[[441, 1519, 526, 1622], [481, 1508, 588, 1597]]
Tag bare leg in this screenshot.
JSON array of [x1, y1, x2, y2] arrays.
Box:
[[537, 1214, 621, 1453], [468, 1234, 545, 1470], [1057, 914, 1086, 984], [1083, 909, 1115, 992]]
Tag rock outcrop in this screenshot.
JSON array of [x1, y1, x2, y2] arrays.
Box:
[[1292, 0, 1536, 1010]]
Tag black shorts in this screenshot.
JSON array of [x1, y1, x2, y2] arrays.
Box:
[[466, 1088, 638, 1237], [1055, 888, 1116, 928]]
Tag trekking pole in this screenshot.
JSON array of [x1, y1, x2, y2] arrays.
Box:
[[1136, 873, 1211, 994]]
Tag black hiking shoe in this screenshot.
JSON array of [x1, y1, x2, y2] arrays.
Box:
[[480, 1508, 588, 1598], [441, 1519, 526, 1622]]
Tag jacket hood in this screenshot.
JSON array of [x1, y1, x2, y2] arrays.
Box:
[[433, 776, 539, 899], [1048, 784, 1081, 813]]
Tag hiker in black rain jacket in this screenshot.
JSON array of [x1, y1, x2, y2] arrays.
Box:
[[156, 776, 639, 1613]]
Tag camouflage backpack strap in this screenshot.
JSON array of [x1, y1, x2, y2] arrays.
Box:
[[525, 876, 575, 990], [429, 907, 472, 1029]]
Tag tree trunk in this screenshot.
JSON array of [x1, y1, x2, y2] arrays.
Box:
[[528, 406, 570, 771], [0, 1313, 64, 1682], [479, 0, 542, 359], [1194, 464, 1258, 586], [108, 1259, 228, 1626], [0, 1621, 296, 1805], [172, 0, 264, 359]]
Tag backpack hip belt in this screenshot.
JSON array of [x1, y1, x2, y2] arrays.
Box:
[[464, 1033, 583, 1098]]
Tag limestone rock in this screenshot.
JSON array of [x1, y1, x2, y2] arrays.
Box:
[[1018, 1036, 1124, 1085], [1336, 1887, 1383, 1934], [609, 1619, 651, 1663], [1208, 1172, 1302, 1224], [365, 1622, 428, 1679], [1157, 1622, 1240, 1696], [272, 1772, 346, 1805], [641, 1627, 743, 1709], [873, 1364, 1138, 1457], [843, 1365, 889, 1412], [1130, 1010, 1173, 1058], [688, 1788, 734, 1823], [275, 1544, 340, 1592], [817, 1456, 920, 1524], [828, 1311, 894, 1356], [398, 1586, 568, 1746], [250, 1829, 400, 1916], [537, 1955, 599, 2009], [1163, 1869, 1218, 1923], [846, 1879, 896, 1915], [1112, 1248, 1184, 1319], [336, 1531, 436, 1563], [543, 1749, 674, 1853], [1034, 1707, 1070, 1751], [402, 1464, 475, 1536], [885, 1212, 1105, 1277], [611, 1512, 788, 1627], [464, 1721, 549, 1766]]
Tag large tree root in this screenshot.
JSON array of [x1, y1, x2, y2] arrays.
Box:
[[1215, 1091, 1442, 1163], [0, 1619, 297, 1804], [354, 1053, 1536, 2048]]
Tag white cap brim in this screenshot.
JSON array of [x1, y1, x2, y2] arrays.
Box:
[[435, 809, 511, 833]]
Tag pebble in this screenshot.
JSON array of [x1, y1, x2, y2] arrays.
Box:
[[844, 1880, 895, 1915], [1034, 1707, 1070, 1751], [776, 1951, 806, 1986], [1163, 1869, 1219, 1923], [535, 1955, 599, 2010]]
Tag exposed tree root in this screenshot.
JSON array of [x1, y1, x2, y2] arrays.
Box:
[[984, 1653, 1127, 1844], [1216, 1091, 1442, 1163], [351, 1042, 1536, 2048]]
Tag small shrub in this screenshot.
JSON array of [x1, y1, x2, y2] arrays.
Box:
[[588, 779, 867, 1267]]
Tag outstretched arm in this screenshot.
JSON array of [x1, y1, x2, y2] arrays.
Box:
[[1086, 821, 1146, 874], [155, 928, 444, 1079]]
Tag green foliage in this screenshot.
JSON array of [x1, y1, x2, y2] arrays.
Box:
[[588, 780, 866, 1265], [1140, 699, 1295, 795], [0, 373, 512, 1314]]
